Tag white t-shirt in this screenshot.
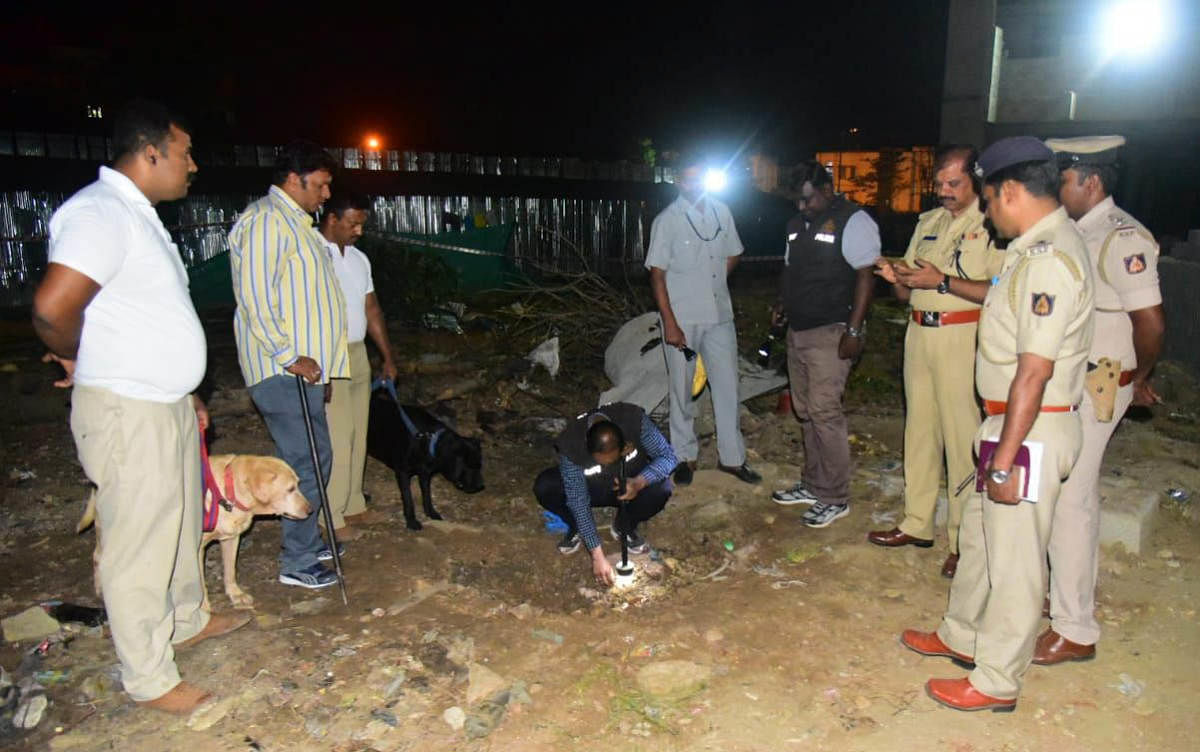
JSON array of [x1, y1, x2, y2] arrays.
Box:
[[326, 241, 375, 343], [48, 167, 206, 402]]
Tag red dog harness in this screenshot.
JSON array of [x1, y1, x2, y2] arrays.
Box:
[[199, 428, 250, 533]]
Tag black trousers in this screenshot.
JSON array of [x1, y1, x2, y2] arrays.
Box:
[[533, 466, 671, 534]]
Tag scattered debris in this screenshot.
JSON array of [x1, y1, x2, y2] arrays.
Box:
[[442, 706, 466, 731], [8, 468, 36, 482], [530, 628, 564, 645], [526, 337, 561, 378], [635, 660, 712, 701], [1166, 488, 1191, 503], [422, 308, 464, 335], [1112, 673, 1146, 698], [2, 606, 61, 643]]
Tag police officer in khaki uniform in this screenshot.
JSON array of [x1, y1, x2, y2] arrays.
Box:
[[869, 146, 1005, 578], [1034, 135, 1165, 665], [900, 137, 1094, 712]]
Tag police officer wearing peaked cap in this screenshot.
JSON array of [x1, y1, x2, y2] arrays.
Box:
[[1032, 135, 1165, 666], [900, 136, 1095, 712]]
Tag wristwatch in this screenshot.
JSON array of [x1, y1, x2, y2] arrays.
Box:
[[846, 324, 865, 338], [936, 274, 951, 294], [989, 468, 1011, 485]]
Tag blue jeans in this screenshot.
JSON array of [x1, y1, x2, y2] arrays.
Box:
[[248, 375, 331, 573]]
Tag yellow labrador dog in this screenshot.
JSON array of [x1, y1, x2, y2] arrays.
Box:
[[78, 453, 311, 610]]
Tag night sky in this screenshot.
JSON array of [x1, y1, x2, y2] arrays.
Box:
[[2, 1, 949, 161]]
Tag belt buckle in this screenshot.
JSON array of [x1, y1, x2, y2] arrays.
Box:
[[920, 311, 940, 327]]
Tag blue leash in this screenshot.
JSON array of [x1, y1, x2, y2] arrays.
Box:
[[372, 377, 444, 457]]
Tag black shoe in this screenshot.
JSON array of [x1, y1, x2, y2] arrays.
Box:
[[674, 462, 694, 486], [718, 463, 762, 484], [609, 519, 649, 554], [557, 531, 582, 555], [316, 542, 346, 562]]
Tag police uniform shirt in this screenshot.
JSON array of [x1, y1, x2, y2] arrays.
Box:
[[644, 196, 744, 325], [1074, 196, 1161, 367], [976, 207, 1095, 405], [903, 199, 1005, 313]]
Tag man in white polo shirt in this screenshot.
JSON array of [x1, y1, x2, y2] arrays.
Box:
[[319, 193, 397, 539], [32, 100, 249, 715], [646, 152, 759, 487]]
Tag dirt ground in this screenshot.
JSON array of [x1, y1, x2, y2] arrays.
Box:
[[1, 280, 1198, 752]]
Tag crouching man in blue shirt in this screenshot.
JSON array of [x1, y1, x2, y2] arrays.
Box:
[[533, 402, 677, 586]]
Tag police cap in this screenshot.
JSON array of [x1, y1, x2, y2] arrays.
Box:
[[974, 136, 1055, 180], [1044, 134, 1125, 168]]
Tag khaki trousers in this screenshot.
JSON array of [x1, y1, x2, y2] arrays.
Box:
[[899, 321, 982, 552], [70, 385, 208, 702], [1048, 386, 1133, 646], [787, 324, 853, 505], [937, 411, 1082, 699], [326, 340, 371, 528]]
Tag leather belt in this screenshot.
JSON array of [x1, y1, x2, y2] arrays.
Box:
[[983, 400, 1078, 417], [911, 309, 981, 327]]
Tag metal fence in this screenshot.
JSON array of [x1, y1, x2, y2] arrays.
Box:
[[0, 132, 679, 184], [1, 190, 651, 306]]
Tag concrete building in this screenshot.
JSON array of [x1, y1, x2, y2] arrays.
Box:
[[940, 0, 1200, 238]]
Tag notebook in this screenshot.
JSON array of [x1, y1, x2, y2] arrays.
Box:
[[975, 438, 1044, 502]]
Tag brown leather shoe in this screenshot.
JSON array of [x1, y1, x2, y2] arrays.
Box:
[[867, 528, 933, 548], [136, 681, 213, 714], [941, 553, 960, 579], [345, 509, 389, 525], [900, 629, 975, 666], [1032, 628, 1095, 666], [332, 524, 364, 541], [925, 677, 1015, 712], [175, 611, 252, 650]]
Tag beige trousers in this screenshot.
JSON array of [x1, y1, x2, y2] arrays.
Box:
[[937, 410, 1083, 699], [899, 321, 982, 552], [1048, 386, 1133, 645], [325, 340, 371, 528], [70, 385, 208, 702]]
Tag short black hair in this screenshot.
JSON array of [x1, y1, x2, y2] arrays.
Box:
[[791, 160, 834, 193], [585, 419, 625, 455], [112, 99, 190, 162], [934, 144, 980, 194], [273, 141, 338, 186], [324, 192, 371, 220], [983, 159, 1060, 199], [1066, 162, 1119, 195]]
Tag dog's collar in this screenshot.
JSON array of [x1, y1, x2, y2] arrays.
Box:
[[220, 461, 251, 513]]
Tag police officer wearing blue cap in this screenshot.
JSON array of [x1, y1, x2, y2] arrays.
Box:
[[900, 136, 1095, 712]]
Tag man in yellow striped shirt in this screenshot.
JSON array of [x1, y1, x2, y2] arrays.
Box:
[[230, 141, 350, 589]]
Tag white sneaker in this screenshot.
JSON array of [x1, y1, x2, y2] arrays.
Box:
[[772, 483, 818, 506], [802, 502, 850, 529]]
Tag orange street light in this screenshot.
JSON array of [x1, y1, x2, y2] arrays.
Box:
[[365, 135, 381, 151]]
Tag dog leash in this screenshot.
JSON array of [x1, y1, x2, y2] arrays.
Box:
[[198, 426, 250, 533], [371, 378, 445, 458]]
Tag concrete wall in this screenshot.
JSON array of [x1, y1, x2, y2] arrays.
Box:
[[940, 0, 999, 147], [1160, 256, 1200, 377], [995, 31, 1200, 124]]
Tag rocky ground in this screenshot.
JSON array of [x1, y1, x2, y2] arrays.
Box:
[[1, 279, 1198, 751]]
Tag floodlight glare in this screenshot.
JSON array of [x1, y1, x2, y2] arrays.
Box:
[[703, 168, 728, 193], [1101, 0, 1166, 57]]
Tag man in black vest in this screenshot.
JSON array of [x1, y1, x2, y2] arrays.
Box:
[[533, 402, 677, 586], [770, 162, 878, 528]]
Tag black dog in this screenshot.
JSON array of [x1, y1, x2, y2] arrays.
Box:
[[367, 389, 485, 530]]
